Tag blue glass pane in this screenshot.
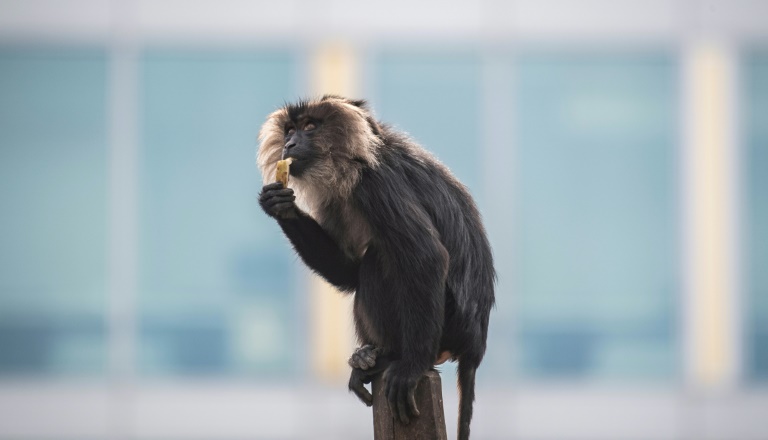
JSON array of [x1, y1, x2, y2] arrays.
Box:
[[744, 50, 768, 381], [515, 54, 679, 379], [139, 51, 298, 376], [372, 52, 483, 199], [0, 49, 108, 375]]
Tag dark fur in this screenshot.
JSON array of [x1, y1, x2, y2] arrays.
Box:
[[258, 96, 495, 440]]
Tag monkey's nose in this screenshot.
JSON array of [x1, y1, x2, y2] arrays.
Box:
[[284, 141, 296, 151]]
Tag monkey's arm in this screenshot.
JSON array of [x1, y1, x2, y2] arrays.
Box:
[[355, 169, 448, 424], [260, 183, 359, 292], [278, 210, 361, 291]]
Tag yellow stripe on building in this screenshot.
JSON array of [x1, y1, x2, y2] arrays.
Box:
[[687, 42, 737, 388], [308, 43, 359, 382]]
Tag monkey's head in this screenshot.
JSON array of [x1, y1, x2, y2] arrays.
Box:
[[257, 95, 382, 203]]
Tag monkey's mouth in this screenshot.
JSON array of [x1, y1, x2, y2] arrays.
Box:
[[284, 157, 304, 176]]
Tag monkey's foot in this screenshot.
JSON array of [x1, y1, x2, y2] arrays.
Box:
[[383, 361, 421, 424], [348, 344, 380, 370]]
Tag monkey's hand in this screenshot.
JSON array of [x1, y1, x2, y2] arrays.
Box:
[[348, 345, 380, 370], [259, 182, 298, 220], [383, 361, 421, 425], [348, 367, 374, 407], [348, 352, 392, 407]]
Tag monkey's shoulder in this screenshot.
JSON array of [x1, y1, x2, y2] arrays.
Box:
[[354, 146, 475, 215]]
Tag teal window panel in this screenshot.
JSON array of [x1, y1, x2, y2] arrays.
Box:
[[744, 50, 768, 381], [0, 49, 108, 375], [371, 52, 484, 200], [139, 51, 299, 376], [515, 53, 680, 379]]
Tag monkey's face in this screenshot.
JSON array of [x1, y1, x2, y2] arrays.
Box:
[[281, 117, 321, 178], [257, 96, 381, 193]]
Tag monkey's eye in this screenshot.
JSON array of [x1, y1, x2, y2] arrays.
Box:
[[304, 122, 316, 131], [286, 127, 296, 135]]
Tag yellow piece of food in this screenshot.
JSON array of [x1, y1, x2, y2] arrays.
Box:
[[275, 158, 293, 188]]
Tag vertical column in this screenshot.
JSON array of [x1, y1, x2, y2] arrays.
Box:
[[108, 0, 138, 437], [683, 41, 740, 391], [308, 43, 360, 382]]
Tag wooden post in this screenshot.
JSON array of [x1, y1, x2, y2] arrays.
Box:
[[372, 370, 448, 440]]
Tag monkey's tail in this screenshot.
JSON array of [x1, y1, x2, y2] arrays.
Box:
[[457, 359, 478, 440]]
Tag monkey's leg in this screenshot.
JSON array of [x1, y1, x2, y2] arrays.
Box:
[[354, 242, 446, 426], [348, 344, 380, 370]]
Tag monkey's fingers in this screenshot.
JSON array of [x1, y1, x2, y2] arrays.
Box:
[[259, 187, 294, 202], [407, 387, 420, 418], [261, 194, 295, 209], [360, 350, 377, 369], [352, 384, 373, 407], [394, 384, 410, 425], [348, 352, 369, 370], [351, 345, 378, 370], [385, 378, 410, 425], [262, 182, 284, 191], [348, 353, 363, 369], [386, 382, 402, 423], [361, 355, 376, 369], [348, 372, 373, 407]]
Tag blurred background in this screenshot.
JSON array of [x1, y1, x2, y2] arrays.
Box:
[[0, 0, 766, 439]]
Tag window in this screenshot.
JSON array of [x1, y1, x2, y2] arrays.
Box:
[[744, 50, 768, 381], [139, 51, 299, 376], [0, 49, 108, 375], [514, 54, 680, 379]]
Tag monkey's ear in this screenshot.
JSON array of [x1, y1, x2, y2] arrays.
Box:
[[366, 116, 382, 136], [347, 99, 369, 109], [320, 94, 378, 134], [321, 94, 344, 101], [321, 94, 369, 110]]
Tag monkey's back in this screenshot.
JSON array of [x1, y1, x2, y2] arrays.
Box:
[[360, 127, 496, 359]]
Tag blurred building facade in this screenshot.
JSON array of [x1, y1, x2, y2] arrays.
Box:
[[0, 0, 766, 439]]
